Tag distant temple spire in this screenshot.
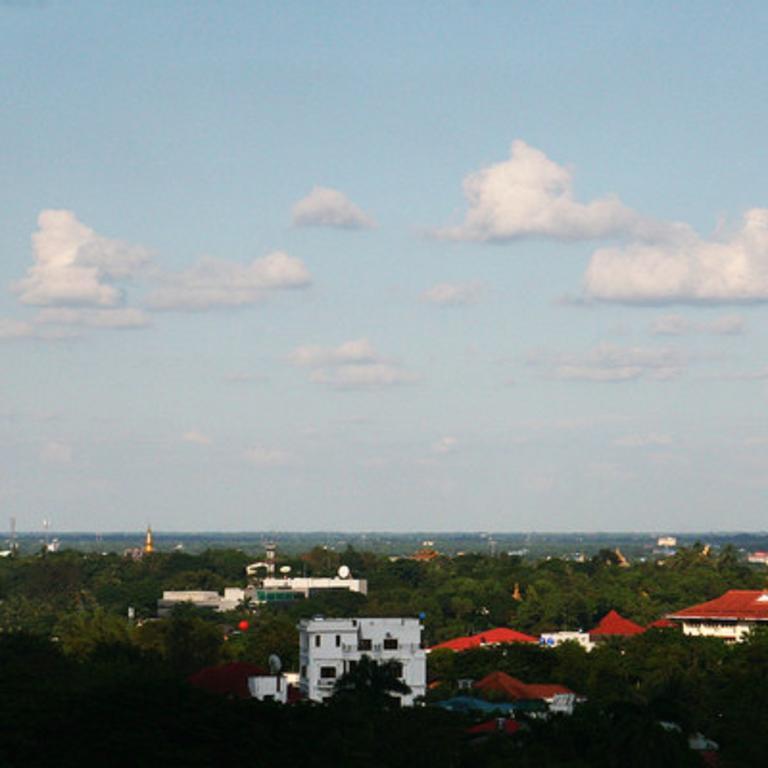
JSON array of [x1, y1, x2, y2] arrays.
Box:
[[144, 525, 154, 555]]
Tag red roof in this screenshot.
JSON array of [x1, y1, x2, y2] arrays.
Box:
[[466, 718, 521, 735], [474, 671, 573, 701], [590, 610, 645, 637], [647, 618, 676, 629], [188, 662, 268, 699], [430, 627, 537, 651], [668, 590, 768, 621]]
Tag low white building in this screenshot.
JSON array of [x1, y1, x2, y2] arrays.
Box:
[[248, 674, 288, 703], [298, 617, 426, 705], [261, 576, 367, 598], [158, 576, 367, 616], [539, 631, 594, 652]]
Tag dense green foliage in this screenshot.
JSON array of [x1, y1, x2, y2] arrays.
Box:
[[1, 544, 767, 766]]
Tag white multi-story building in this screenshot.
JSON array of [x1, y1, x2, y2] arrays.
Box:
[[298, 617, 426, 705]]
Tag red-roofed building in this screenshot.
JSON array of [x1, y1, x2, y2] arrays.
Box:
[[430, 627, 537, 652], [589, 610, 645, 640], [475, 671, 573, 702], [667, 590, 768, 642], [465, 718, 521, 736], [647, 618, 676, 630], [189, 662, 268, 699]]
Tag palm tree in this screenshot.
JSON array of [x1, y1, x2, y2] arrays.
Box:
[[331, 655, 411, 710]]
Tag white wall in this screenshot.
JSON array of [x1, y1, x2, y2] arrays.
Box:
[[298, 617, 426, 705]]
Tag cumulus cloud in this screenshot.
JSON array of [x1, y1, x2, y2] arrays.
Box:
[[291, 338, 377, 367], [0, 318, 76, 341], [613, 433, 673, 448], [0, 320, 37, 340], [432, 436, 459, 454], [309, 363, 417, 389], [147, 251, 311, 310], [528, 343, 686, 382], [650, 314, 745, 336], [244, 446, 291, 467], [292, 338, 418, 389], [422, 281, 484, 306], [584, 209, 768, 304], [14, 210, 148, 307], [35, 307, 150, 329], [292, 186, 376, 229], [40, 441, 72, 464], [436, 140, 659, 242], [182, 430, 212, 446]]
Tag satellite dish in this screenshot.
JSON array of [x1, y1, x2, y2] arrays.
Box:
[[337, 564, 351, 579], [279, 565, 292, 574], [268, 654, 282, 674]]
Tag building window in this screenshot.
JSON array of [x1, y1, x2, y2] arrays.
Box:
[[320, 666, 337, 679], [347, 660, 358, 673], [383, 637, 399, 650], [314, 634, 321, 648], [391, 661, 403, 678], [358, 638, 372, 651], [335, 634, 341, 647], [301, 665, 307, 678]]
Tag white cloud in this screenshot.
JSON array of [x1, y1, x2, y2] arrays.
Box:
[[292, 186, 375, 229], [529, 343, 686, 382], [40, 441, 72, 464], [291, 338, 417, 389], [650, 314, 745, 336], [309, 363, 417, 389], [0, 319, 47, 340], [14, 210, 148, 307], [0, 318, 76, 341], [422, 281, 484, 306], [585, 209, 768, 304], [614, 433, 673, 448], [35, 307, 150, 329], [182, 430, 212, 446], [432, 436, 459, 454], [147, 251, 311, 310], [437, 140, 657, 242], [244, 446, 291, 467], [291, 338, 377, 367]]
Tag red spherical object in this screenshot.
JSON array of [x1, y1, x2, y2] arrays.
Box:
[[238, 620, 250, 632]]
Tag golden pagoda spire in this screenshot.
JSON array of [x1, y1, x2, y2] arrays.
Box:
[[144, 525, 154, 555], [512, 582, 522, 601]]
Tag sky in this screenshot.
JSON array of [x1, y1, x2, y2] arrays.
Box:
[[2, 1, 768, 533]]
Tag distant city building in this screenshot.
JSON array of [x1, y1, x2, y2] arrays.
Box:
[[539, 631, 594, 652], [589, 610, 645, 642], [667, 590, 768, 642], [429, 627, 537, 652], [260, 575, 367, 598], [474, 671, 580, 715], [657, 536, 677, 548], [298, 617, 426, 705], [158, 559, 366, 615], [747, 551, 768, 565]]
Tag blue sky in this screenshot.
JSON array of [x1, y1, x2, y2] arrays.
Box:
[[3, 1, 768, 532]]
